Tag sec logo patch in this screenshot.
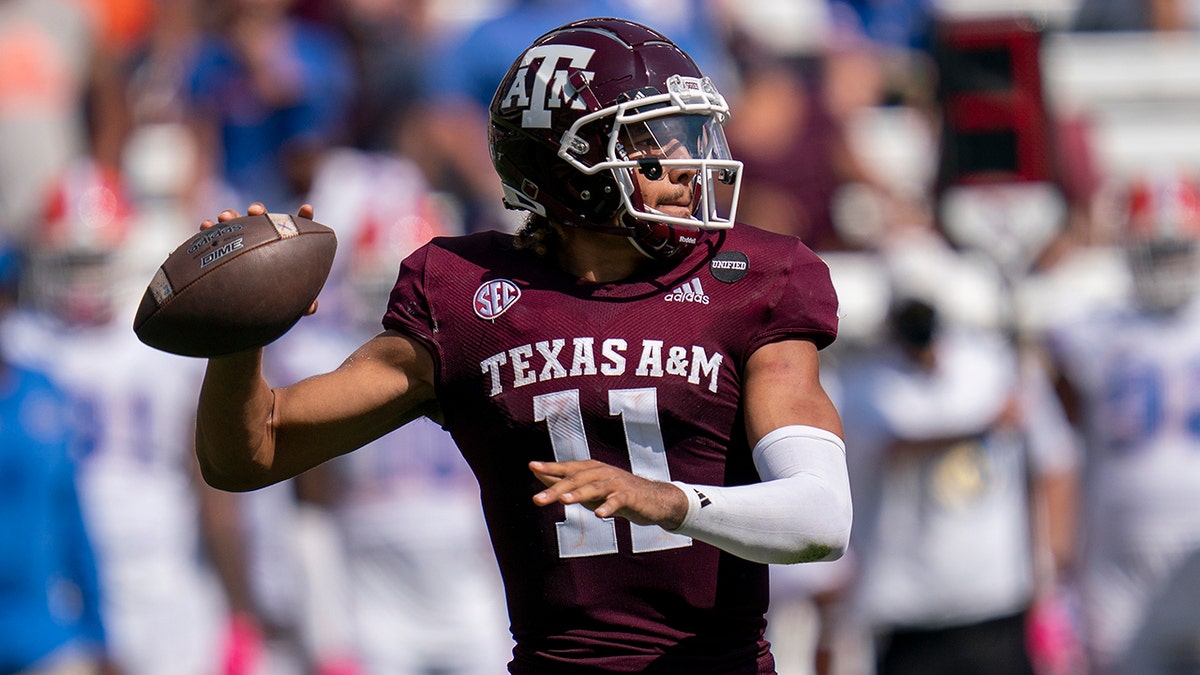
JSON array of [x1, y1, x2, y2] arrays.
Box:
[[474, 279, 521, 320]]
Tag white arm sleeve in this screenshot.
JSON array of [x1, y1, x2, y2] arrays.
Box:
[[670, 425, 852, 565]]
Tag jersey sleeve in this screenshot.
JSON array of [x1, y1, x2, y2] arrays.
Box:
[[381, 244, 442, 369], [747, 238, 839, 354]]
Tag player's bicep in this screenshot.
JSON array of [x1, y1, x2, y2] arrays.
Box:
[[743, 339, 843, 446], [269, 330, 439, 476]]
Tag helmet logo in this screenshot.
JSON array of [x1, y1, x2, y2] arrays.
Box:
[[499, 45, 595, 129], [474, 278, 522, 320]]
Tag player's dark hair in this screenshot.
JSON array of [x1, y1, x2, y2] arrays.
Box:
[[514, 214, 562, 258]]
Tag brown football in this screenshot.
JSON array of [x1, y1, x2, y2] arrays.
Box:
[[133, 213, 337, 357]]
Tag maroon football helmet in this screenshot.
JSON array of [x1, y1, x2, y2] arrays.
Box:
[[488, 17, 742, 259]]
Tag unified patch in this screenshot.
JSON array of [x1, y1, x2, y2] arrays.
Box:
[[709, 250, 748, 283]]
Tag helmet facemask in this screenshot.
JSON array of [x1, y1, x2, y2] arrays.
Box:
[[1127, 238, 1200, 314], [557, 75, 742, 255]]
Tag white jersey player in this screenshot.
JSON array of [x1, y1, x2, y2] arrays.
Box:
[[843, 319, 1074, 608], [829, 247, 1078, 673], [1045, 169, 1200, 672], [266, 324, 512, 675], [2, 296, 223, 675], [252, 148, 511, 674], [2, 162, 226, 675]]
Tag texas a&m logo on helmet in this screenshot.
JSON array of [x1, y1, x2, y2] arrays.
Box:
[[497, 44, 596, 130]]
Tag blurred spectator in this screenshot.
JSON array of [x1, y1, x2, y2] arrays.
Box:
[[1072, 0, 1198, 31], [2, 158, 229, 675], [830, 0, 936, 53], [184, 0, 355, 212], [334, 0, 438, 153], [0, 0, 128, 244], [826, 235, 1079, 675], [1044, 168, 1200, 673], [119, 0, 213, 260], [123, 0, 201, 130], [714, 1, 934, 253], [77, 0, 155, 58], [723, 53, 931, 253], [721, 55, 892, 252], [0, 243, 113, 675]]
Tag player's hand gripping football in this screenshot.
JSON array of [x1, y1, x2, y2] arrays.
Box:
[[201, 201, 320, 317], [530, 459, 689, 530]]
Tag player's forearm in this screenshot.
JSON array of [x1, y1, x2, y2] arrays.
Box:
[[195, 349, 278, 491]]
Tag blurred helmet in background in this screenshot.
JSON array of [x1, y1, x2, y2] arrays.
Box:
[[1122, 168, 1200, 314], [23, 158, 134, 326], [304, 148, 462, 334]]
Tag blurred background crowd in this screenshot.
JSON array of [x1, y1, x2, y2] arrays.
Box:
[[4, 0, 1200, 674]]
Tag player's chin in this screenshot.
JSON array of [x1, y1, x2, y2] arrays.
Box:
[[655, 204, 694, 220]]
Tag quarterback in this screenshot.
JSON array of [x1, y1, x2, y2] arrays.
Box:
[[194, 18, 852, 673]]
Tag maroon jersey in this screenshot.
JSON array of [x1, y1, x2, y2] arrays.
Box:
[[382, 224, 838, 673]]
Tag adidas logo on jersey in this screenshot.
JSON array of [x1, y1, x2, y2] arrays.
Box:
[[665, 278, 710, 304]]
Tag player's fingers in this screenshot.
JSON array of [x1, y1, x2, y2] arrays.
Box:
[[531, 462, 614, 490], [247, 202, 267, 216], [593, 494, 629, 519], [529, 459, 603, 477], [531, 469, 561, 489], [545, 471, 626, 506], [200, 219, 216, 231], [216, 209, 242, 223], [531, 475, 577, 505], [528, 461, 563, 478], [303, 299, 318, 316], [557, 480, 619, 506], [297, 203, 315, 220], [530, 460, 623, 505]]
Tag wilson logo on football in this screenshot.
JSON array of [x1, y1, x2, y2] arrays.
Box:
[[474, 279, 521, 320], [665, 278, 710, 305]]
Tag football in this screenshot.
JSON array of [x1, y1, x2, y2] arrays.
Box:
[[133, 212, 338, 357]]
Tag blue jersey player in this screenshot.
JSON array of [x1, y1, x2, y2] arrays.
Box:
[[0, 336, 107, 672]]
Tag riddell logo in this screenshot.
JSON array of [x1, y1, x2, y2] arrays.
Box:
[[665, 278, 710, 304]]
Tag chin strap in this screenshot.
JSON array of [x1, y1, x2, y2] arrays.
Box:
[[625, 212, 698, 261]]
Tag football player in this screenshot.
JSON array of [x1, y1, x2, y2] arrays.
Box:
[[6, 159, 227, 674], [194, 18, 852, 673], [1045, 168, 1200, 673]]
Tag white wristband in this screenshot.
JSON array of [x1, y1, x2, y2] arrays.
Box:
[[670, 425, 852, 564]]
